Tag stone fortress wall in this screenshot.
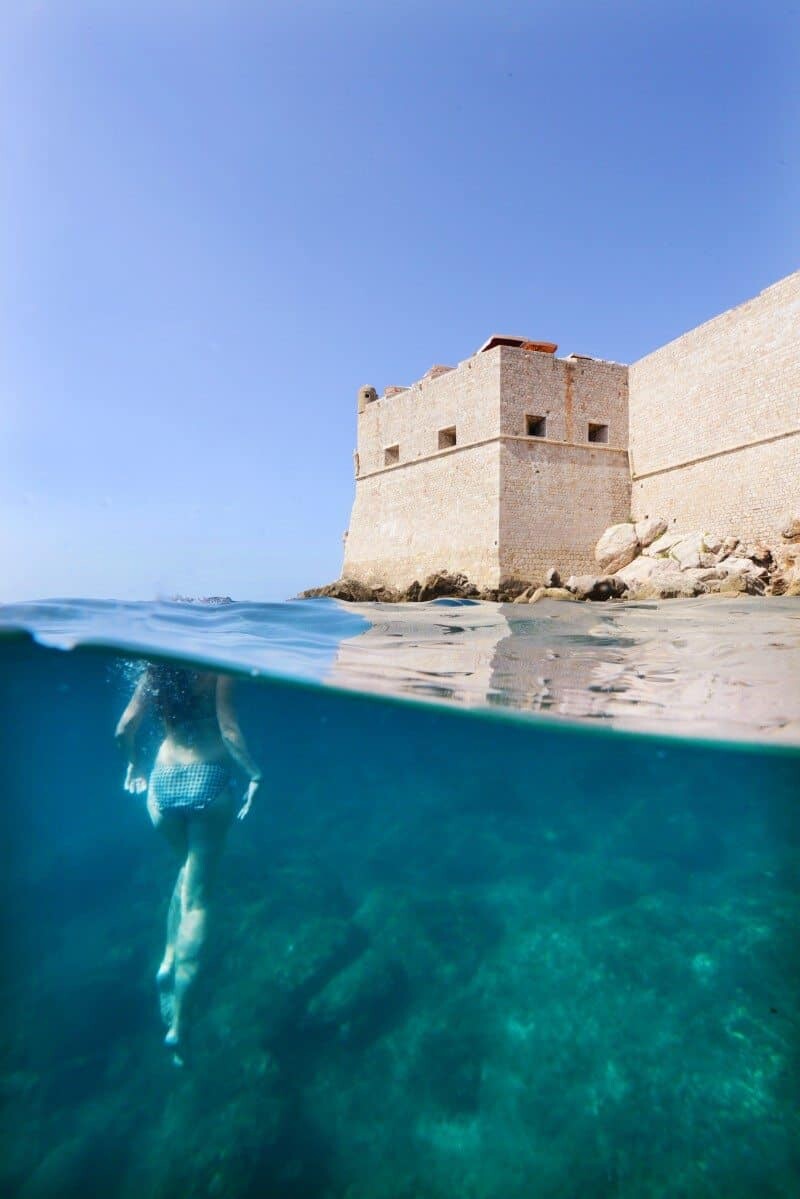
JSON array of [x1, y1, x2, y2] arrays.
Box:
[[342, 269, 799, 592], [344, 351, 504, 588], [343, 339, 631, 588], [497, 350, 630, 581], [629, 271, 800, 544]]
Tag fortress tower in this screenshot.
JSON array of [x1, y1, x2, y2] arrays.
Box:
[[343, 338, 630, 589], [341, 270, 799, 594]]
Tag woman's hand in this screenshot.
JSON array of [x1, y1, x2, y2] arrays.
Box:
[[237, 777, 260, 821], [124, 763, 148, 795]]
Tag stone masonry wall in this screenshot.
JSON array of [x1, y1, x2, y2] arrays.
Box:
[[345, 348, 503, 588], [629, 271, 800, 542], [496, 346, 630, 580], [499, 348, 629, 447], [345, 343, 632, 590], [342, 270, 797, 594], [343, 441, 502, 589], [499, 439, 632, 582], [355, 350, 501, 476], [631, 437, 800, 547]]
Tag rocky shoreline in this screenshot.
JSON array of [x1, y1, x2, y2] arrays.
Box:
[[302, 515, 800, 604]]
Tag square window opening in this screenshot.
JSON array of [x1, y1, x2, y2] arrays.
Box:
[[384, 444, 400, 466], [526, 415, 547, 437], [588, 422, 608, 444], [438, 426, 457, 450]]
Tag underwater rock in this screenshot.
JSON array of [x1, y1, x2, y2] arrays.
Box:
[[265, 915, 367, 1010], [305, 948, 407, 1046], [409, 1001, 489, 1116]]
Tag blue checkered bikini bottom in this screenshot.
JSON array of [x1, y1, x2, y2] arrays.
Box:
[[149, 762, 232, 812]]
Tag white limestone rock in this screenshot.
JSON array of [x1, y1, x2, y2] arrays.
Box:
[[685, 567, 724, 583], [781, 515, 800, 541], [704, 574, 750, 595], [634, 516, 668, 548], [739, 542, 773, 566], [645, 530, 722, 570], [528, 586, 576, 604], [594, 523, 640, 573], [617, 557, 691, 593], [669, 531, 710, 571], [615, 556, 662, 586], [717, 557, 768, 579], [628, 571, 704, 600], [777, 544, 800, 569], [644, 530, 684, 558]]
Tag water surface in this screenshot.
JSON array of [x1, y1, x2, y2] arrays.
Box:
[[0, 597, 798, 1198]]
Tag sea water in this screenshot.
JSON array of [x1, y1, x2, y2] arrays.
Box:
[[0, 597, 798, 1198]]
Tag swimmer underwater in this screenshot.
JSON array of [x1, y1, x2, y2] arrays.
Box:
[[115, 663, 262, 1066]]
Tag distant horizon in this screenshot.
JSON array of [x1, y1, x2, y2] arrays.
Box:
[[2, 1, 797, 602]]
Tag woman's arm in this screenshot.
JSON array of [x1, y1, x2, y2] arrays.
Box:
[[115, 672, 151, 793], [216, 676, 262, 819]]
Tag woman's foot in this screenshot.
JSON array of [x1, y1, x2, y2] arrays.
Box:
[[164, 1026, 185, 1068]]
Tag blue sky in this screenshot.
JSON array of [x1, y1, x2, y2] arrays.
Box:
[[1, 0, 797, 601]]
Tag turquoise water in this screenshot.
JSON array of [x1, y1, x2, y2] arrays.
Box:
[[1, 598, 799, 1198]]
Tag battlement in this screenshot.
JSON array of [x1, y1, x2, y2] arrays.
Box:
[[353, 338, 628, 479]]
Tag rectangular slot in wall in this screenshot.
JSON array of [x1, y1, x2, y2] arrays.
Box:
[[525, 415, 547, 437], [438, 426, 457, 450], [587, 422, 609, 444], [384, 444, 400, 466]]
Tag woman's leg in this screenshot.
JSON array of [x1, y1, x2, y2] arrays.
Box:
[[167, 796, 233, 1056], [157, 870, 184, 985], [147, 795, 188, 1024]]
